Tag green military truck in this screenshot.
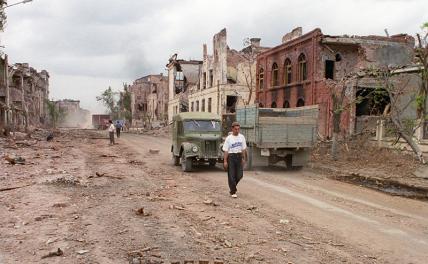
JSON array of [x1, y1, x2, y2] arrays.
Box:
[[236, 105, 319, 169], [171, 112, 223, 172]]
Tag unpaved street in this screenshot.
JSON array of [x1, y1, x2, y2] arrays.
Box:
[[1, 130, 428, 264]]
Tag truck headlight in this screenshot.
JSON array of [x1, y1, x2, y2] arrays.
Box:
[[192, 146, 198, 153]]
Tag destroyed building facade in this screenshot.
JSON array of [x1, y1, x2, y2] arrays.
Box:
[[166, 55, 202, 122], [167, 28, 269, 124], [256, 27, 416, 138], [0, 56, 49, 132], [128, 74, 168, 127]]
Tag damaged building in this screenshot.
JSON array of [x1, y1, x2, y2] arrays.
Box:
[[53, 99, 90, 128], [128, 74, 168, 127], [167, 28, 269, 124], [256, 27, 417, 138], [166, 55, 202, 122], [0, 55, 49, 132]]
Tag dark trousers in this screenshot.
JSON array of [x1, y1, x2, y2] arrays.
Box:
[[228, 153, 243, 194], [116, 128, 121, 138], [109, 132, 115, 144]]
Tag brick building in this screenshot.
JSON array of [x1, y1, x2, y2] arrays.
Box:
[[128, 74, 168, 127], [256, 27, 415, 138]]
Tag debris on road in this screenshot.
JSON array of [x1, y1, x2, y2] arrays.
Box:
[[279, 219, 290, 224], [149, 149, 160, 154], [4, 155, 25, 165], [203, 199, 219, 206], [41, 248, 63, 259], [170, 204, 185, 210], [76, 249, 90, 255], [135, 207, 151, 217]]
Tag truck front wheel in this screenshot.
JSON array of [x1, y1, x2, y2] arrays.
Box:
[[172, 153, 180, 166], [181, 156, 193, 172]]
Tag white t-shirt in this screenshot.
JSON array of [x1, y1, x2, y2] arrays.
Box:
[[108, 124, 115, 132], [222, 133, 247, 153]]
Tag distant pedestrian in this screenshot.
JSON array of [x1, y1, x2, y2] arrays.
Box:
[[115, 120, 122, 138], [222, 121, 247, 198], [108, 120, 115, 145]]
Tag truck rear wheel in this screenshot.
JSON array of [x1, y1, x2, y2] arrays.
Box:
[[181, 156, 193, 172], [208, 159, 217, 167], [285, 154, 293, 168]]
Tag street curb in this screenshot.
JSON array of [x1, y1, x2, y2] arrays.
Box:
[[309, 163, 428, 201]]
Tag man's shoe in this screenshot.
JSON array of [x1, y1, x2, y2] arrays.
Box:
[[231, 194, 238, 198]]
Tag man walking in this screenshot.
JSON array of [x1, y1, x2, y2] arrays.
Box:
[[115, 120, 122, 138], [223, 122, 247, 198], [108, 120, 115, 145]]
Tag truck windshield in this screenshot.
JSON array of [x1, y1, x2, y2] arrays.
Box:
[[184, 120, 221, 132]]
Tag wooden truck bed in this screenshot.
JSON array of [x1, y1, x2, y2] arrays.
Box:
[[236, 105, 319, 148]]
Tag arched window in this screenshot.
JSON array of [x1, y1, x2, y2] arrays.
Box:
[[296, 98, 305, 107], [271, 63, 279, 87], [283, 100, 290, 108], [284, 59, 292, 85], [271, 101, 277, 108], [258, 68, 264, 90], [298, 53, 307, 81]]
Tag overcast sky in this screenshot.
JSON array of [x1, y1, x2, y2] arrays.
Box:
[[2, 0, 428, 113]]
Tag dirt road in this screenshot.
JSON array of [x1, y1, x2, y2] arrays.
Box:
[[1, 130, 428, 264]]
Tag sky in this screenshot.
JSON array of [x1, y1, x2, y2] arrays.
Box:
[[2, 0, 428, 113]]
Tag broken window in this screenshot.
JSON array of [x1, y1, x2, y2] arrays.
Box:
[[175, 71, 186, 94], [209, 70, 213, 87], [283, 100, 290, 108], [298, 53, 307, 81], [284, 59, 292, 85], [208, 98, 212, 113], [325, 60, 335, 80], [296, 98, 305, 107], [226, 95, 237, 113], [258, 68, 264, 90], [271, 63, 279, 87], [196, 101, 199, 112], [259, 103, 264, 107], [202, 99, 205, 112], [356, 88, 390, 116], [203, 72, 207, 89], [271, 101, 277, 108], [191, 102, 194, 112]]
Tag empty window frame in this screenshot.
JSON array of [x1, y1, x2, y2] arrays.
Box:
[[325, 60, 335, 79], [203, 72, 207, 89], [296, 98, 305, 107], [284, 58, 292, 85], [208, 98, 212, 113], [201, 99, 205, 112], [298, 53, 307, 81], [196, 101, 199, 111], [283, 100, 290, 108], [271, 63, 279, 87], [209, 70, 213, 87], [258, 68, 264, 90]]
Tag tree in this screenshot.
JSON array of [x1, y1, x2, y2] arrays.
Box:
[[415, 22, 428, 123], [117, 84, 132, 123], [240, 38, 258, 105], [96, 86, 119, 118], [326, 74, 372, 160], [0, 1, 7, 31], [363, 67, 426, 164], [46, 100, 66, 128]]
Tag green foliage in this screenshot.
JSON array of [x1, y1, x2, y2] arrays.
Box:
[[46, 100, 67, 128], [96, 86, 118, 116]]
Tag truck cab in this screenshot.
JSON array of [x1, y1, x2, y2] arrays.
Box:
[[171, 112, 223, 172]]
